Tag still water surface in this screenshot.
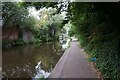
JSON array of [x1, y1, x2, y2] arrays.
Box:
[[2, 42, 63, 78]]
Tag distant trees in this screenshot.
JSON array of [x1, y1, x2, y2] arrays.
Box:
[[31, 7, 64, 41]]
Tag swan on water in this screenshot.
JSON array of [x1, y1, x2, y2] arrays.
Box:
[[34, 61, 50, 79]]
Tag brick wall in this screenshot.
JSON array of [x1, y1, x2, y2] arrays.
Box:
[[2, 27, 19, 41]]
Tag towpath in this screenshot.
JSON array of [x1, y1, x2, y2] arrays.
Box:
[[49, 41, 99, 78]]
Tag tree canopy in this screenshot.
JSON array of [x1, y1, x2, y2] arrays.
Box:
[[2, 2, 28, 28], [68, 2, 120, 79]]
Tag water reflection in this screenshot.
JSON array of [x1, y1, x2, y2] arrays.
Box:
[[33, 61, 50, 79], [2, 42, 63, 78]]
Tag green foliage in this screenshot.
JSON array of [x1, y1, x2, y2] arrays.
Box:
[[2, 2, 65, 45], [29, 38, 41, 44], [2, 38, 25, 47], [68, 24, 76, 37], [14, 38, 25, 46], [32, 7, 64, 42], [68, 2, 120, 79], [22, 16, 39, 29], [22, 2, 58, 10], [2, 2, 29, 28]]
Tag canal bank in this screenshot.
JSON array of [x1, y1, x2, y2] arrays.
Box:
[[49, 41, 99, 78]]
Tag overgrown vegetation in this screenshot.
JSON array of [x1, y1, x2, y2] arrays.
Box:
[[2, 2, 65, 46], [68, 3, 120, 79]]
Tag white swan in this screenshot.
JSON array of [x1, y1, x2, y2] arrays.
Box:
[[34, 61, 50, 79], [35, 61, 41, 70]]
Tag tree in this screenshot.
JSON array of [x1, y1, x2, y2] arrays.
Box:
[[32, 7, 64, 41], [68, 2, 120, 79], [2, 2, 28, 28]]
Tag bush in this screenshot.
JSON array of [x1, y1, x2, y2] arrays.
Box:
[[68, 3, 120, 79]]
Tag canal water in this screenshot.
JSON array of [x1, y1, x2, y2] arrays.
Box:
[[2, 42, 63, 78]]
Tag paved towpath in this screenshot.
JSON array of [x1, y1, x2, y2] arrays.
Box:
[[49, 41, 99, 78]]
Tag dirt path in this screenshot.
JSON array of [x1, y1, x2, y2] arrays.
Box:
[[49, 41, 99, 78]]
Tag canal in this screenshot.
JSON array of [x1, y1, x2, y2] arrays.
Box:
[[2, 42, 63, 78]]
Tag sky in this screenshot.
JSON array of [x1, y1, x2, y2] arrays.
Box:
[[28, 6, 67, 20], [28, 7, 40, 20]]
